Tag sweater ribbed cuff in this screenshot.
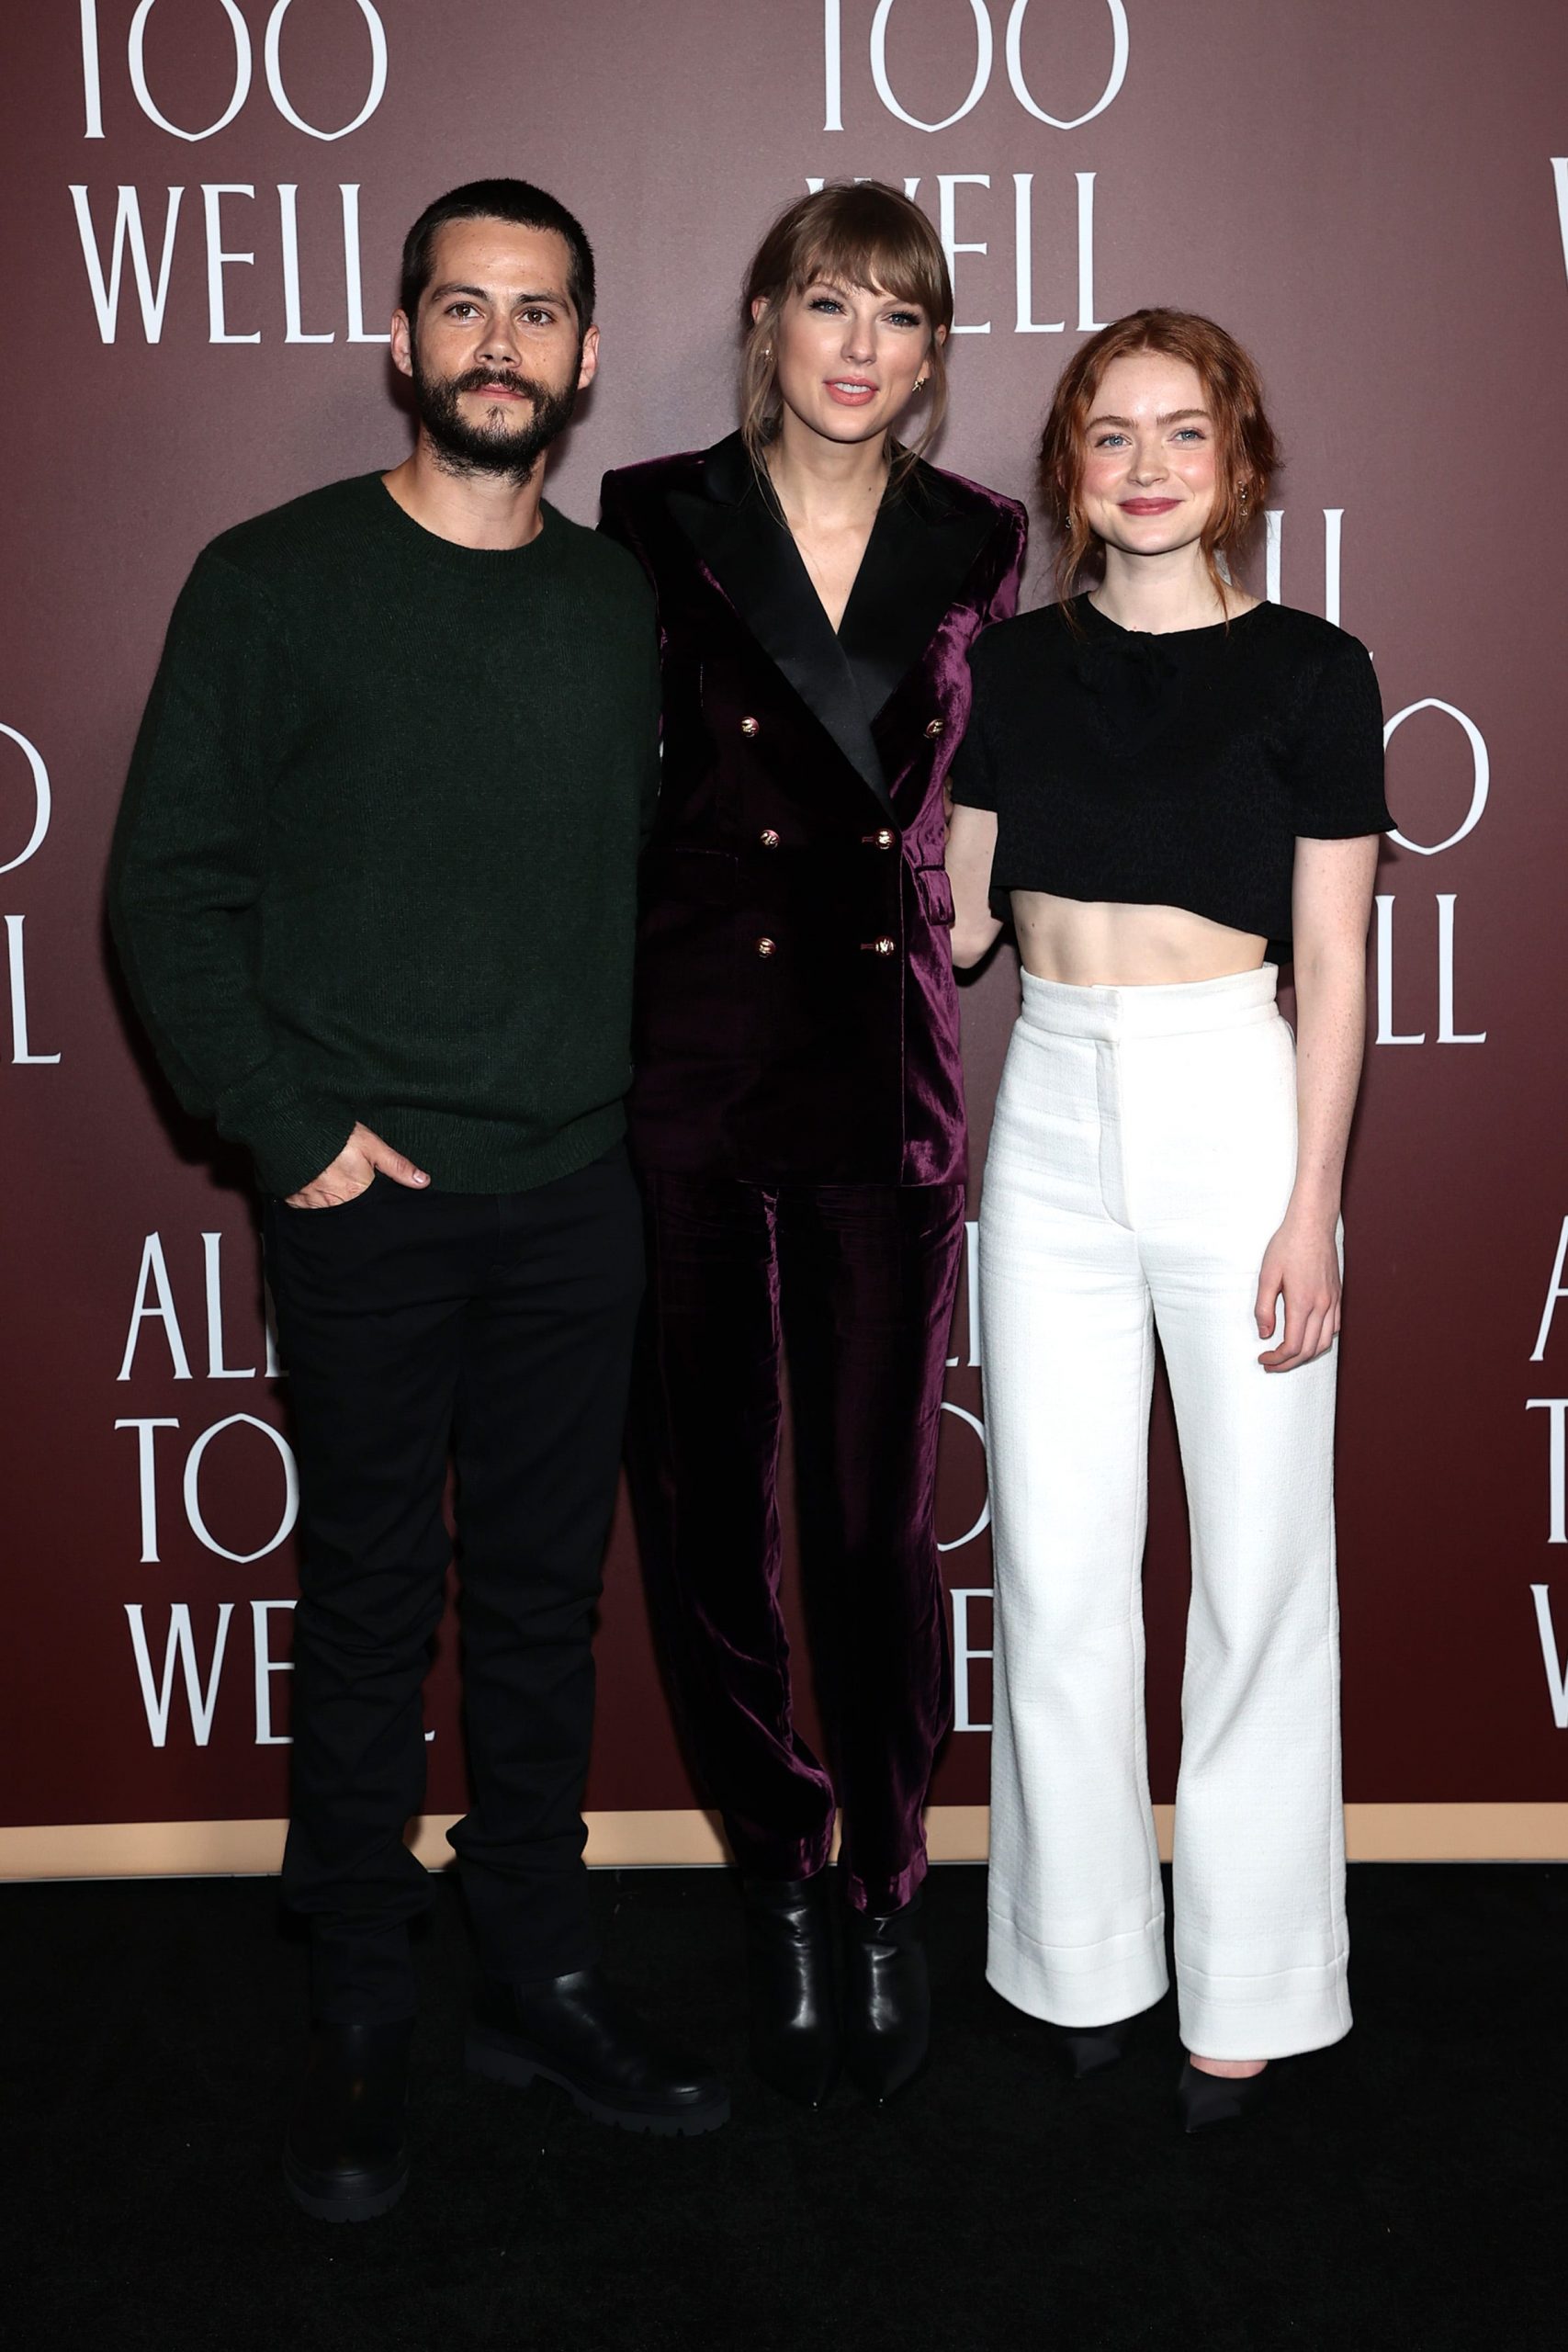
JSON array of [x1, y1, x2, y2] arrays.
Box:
[[215, 1073, 355, 1199]]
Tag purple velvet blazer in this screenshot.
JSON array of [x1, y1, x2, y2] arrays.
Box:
[[599, 433, 1027, 1187]]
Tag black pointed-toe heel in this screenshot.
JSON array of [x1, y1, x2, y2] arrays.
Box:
[[1055, 2015, 1136, 2080], [1177, 2058, 1271, 2133], [742, 1872, 840, 2108]]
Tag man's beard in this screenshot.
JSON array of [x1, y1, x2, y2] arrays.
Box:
[[411, 352, 579, 483]]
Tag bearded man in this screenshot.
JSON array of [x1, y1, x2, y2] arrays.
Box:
[[110, 180, 727, 2222]]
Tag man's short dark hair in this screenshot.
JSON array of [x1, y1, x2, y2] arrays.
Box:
[[400, 178, 596, 331]]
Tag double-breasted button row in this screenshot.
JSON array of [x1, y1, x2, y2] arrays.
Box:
[[744, 711, 940, 743], [757, 935, 897, 958], [757, 827, 894, 850]]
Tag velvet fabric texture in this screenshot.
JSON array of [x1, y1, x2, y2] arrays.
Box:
[[632, 1174, 966, 1910], [600, 435, 1026, 1905], [599, 435, 1028, 1187]]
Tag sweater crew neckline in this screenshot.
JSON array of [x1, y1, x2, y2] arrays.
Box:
[[363, 471, 567, 571]]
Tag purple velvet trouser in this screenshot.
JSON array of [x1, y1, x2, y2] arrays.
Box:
[[630, 1172, 966, 1912]]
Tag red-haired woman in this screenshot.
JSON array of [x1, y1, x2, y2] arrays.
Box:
[[601, 184, 1026, 2106], [947, 311, 1389, 2129]]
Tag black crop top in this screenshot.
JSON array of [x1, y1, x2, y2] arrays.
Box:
[[950, 594, 1391, 953]]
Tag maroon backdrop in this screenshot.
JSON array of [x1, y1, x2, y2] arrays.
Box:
[[4, 0, 1565, 1852]]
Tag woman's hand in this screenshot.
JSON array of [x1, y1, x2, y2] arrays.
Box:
[[1258, 833, 1380, 1372], [945, 803, 1003, 968], [1254, 1209, 1341, 1372]]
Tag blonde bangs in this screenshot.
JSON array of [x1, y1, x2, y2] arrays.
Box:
[[785, 221, 950, 326]]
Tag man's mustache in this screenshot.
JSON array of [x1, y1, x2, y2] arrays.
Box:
[[452, 368, 541, 401]]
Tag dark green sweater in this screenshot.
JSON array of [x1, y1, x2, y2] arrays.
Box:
[[110, 473, 660, 1197]]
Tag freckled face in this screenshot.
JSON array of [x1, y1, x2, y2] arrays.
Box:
[[761, 277, 938, 447], [1078, 353, 1223, 558]]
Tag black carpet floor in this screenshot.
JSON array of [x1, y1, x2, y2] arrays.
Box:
[[4, 1863, 1563, 2352]]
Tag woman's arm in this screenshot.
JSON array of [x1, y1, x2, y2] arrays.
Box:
[[946, 803, 1003, 967], [1254, 832, 1380, 1371], [943, 535, 1020, 971]]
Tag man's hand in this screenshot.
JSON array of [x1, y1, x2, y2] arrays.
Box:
[[285, 1123, 430, 1209]]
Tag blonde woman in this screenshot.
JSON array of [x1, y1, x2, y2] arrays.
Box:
[[602, 183, 1025, 2106]]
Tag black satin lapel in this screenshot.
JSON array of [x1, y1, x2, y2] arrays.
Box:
[[667, 481, 892, 808], [839, 490, 994, 720]]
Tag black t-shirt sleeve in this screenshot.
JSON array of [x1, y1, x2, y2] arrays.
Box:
[[1285, 631, 1392, 839], [949, 632, 999, 810]]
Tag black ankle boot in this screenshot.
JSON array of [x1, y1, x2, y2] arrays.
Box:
[[466, 1967, 729, 2136], [1177, 2058, 1271, 2133], [742, 1874, 840, 2107], [283, 2018, 412, 2222], [844, 1890, 929, 2104]]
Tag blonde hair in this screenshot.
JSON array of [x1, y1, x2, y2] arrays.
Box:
[[739, 182, 953, 487]]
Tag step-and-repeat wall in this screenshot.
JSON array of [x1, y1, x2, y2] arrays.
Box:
[[4, 1, 1565, 1875]]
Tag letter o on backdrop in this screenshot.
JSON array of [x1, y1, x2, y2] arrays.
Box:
[[871, 0, 993, 131], [1005, 0, 1129, 130], [128, 0, 254, 141], [937, 1399, 991, 1553], [183, 1415, 299, 1563], [0, 725, 51, 875], [264, 0, 389, 140], [1384, 698, 1490, 856]]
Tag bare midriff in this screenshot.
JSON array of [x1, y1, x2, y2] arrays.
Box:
[[1010, 892, 1269, 988]]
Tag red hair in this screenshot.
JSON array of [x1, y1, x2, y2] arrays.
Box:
[[1039, 309, 1280, 612]]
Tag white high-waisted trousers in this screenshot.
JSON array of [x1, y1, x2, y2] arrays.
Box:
[[979, 966, 1349, 2060]]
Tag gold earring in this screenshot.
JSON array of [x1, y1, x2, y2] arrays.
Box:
[[913, 376, 929, 392]]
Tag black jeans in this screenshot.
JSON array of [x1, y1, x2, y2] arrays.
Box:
[[264, 1146, 643, 2024]]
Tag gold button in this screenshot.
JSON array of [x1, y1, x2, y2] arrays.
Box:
[[875, 827, 896, 849], [740, 717, 761, 738], [759, 829, 780, 849], [861, 936, 897, 956], [755, 935, 777, 957], [925, 718, 945, 738]]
